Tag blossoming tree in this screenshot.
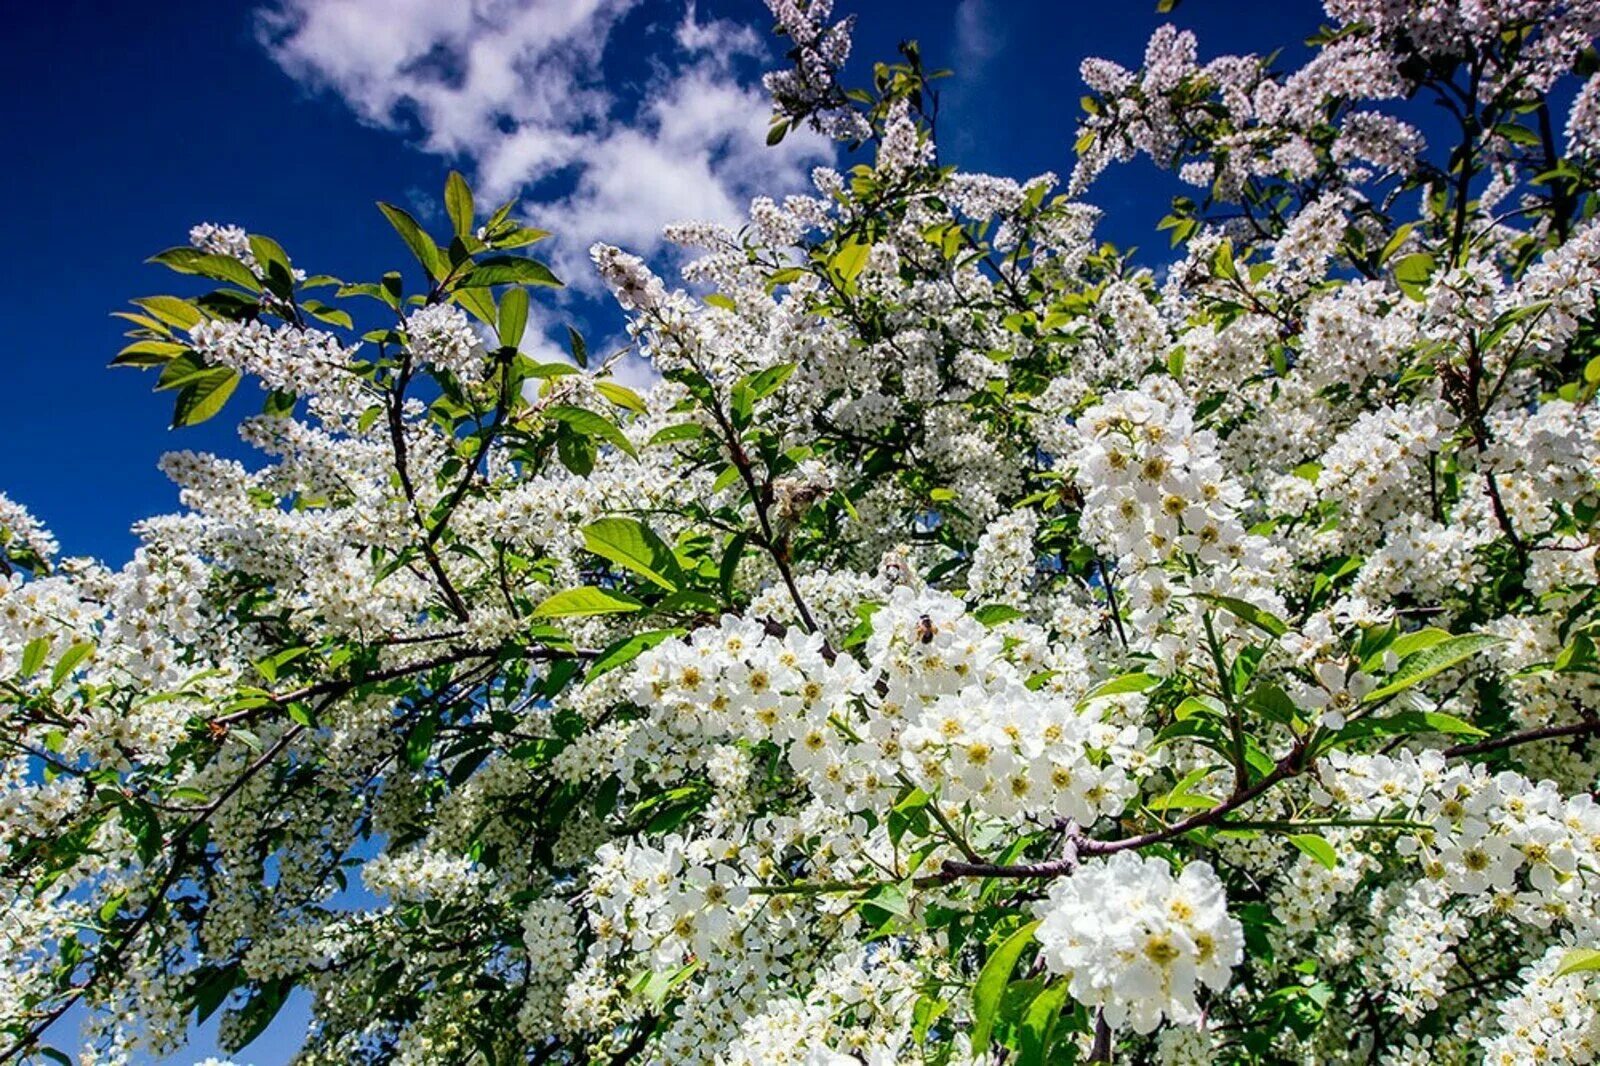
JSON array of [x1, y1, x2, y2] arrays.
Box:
[[6, 0, 1600, 1062]]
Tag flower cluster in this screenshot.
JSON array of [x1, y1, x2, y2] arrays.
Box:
[[762, 0, 869, 142], [1034, 853, 1244, 1033], [0, 491, 58, 572], [405, 303, 486, 383], [1480, 946, 1600, 1065]]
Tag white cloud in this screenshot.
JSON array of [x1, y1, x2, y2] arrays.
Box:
[[953, 0, 1004, 75], [258, 0, 833, 287]]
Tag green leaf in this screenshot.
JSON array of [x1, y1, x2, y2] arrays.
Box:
[[532, 586, 644, 618], [1211, 237, 1237, 280], [546, 405, 637, 458], [858, 881, 912, 920], [1083, 671, 1160, 701], [173, 368, 241, 426], [888, 788, 931, 847], [495, 225, 551, 249], [339, 281, 397, 307], [112, 310, 171, 333], [485, 197, 518, 230], [1017, 979, 1071, 1066], [378, 202, 445, 280], [112, 340, 188, 367], [523, 361, 582, 380], [301, 300, 352, 329], [498, 287, 529, 350], [233, 980, 291, 1048], [1557, 948, 1600, 977], [647, 423, 705, 447], [586, 629, 684, 684], [453, 285, 498, 327], [406, 714, 438, 768], [832, 240, 870, 282], [148, 248, 260, 290], [1150, 764, 1222, 811], [1379, 223, 1415, 264], [582, 517, 685, 592], [188, 963, 240, 1025], [1173, 695, 1224, 721], [1248, 683, 1301, 727], [1167, 347, 1186, 378], [156, 352, 208, 391], [567, 326, 589, 368], [595, 380, 648, 414], [133, 295, 203, 331], [1337, 710, 1486, 742], [1364, 633, 1501, 702], [1358, 626, 1454, 673], [20, 637, 50, 677], [973, 604, 1026, 627], [719, 532, 747, 604], [248, 234, 294, 292], [635, 961, 702, 1008], [1384, 627, 1455, 663], [445, 171, 474, 237], [1205, 594, 1289, 638], [460, 256, 562, 288], [118, 799, 162, 865], [1154, 715, 1234, 754], [831, 488, 860, 524], [49, 643, 95, 691], [744, 363, 796, 400], [653, 589, 720, 615], [1288, 833, 1338, 870], [254, 645, 313, 685], [97, 892, 126, 926], [1555, 632, 1597, 674], [557, 431, 595, 476], [261, 388, 296, 418], [1394, 252, 1435, 301], [972, 919, 1040, 1052]]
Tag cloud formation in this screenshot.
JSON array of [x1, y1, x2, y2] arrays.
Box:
[[258, 0, 833, 282], [954, 0, 1004, 79]]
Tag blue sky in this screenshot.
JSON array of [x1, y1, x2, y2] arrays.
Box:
[[2, 0, 1319, 1060]]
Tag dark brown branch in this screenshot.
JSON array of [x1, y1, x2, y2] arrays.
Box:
[[935, 750, 1304, 881], [386, 355, 471, 621], [931, 719, 1599, 887], [212, 646, 498, 726], [213, 642, 594, 728], [1444, 718, 1600, 758], [1536, 100, 1574, 242], [1089, 1012, 1114, 1063], [698, 371, 821, 636]]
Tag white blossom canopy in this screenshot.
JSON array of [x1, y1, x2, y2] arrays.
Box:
[[5, 1, 1600, 1063]]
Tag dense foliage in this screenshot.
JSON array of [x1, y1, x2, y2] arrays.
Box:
[[6, 0, 1600, 1062]]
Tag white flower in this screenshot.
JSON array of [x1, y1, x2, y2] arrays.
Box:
[[1298, 660, 1376, 730]]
